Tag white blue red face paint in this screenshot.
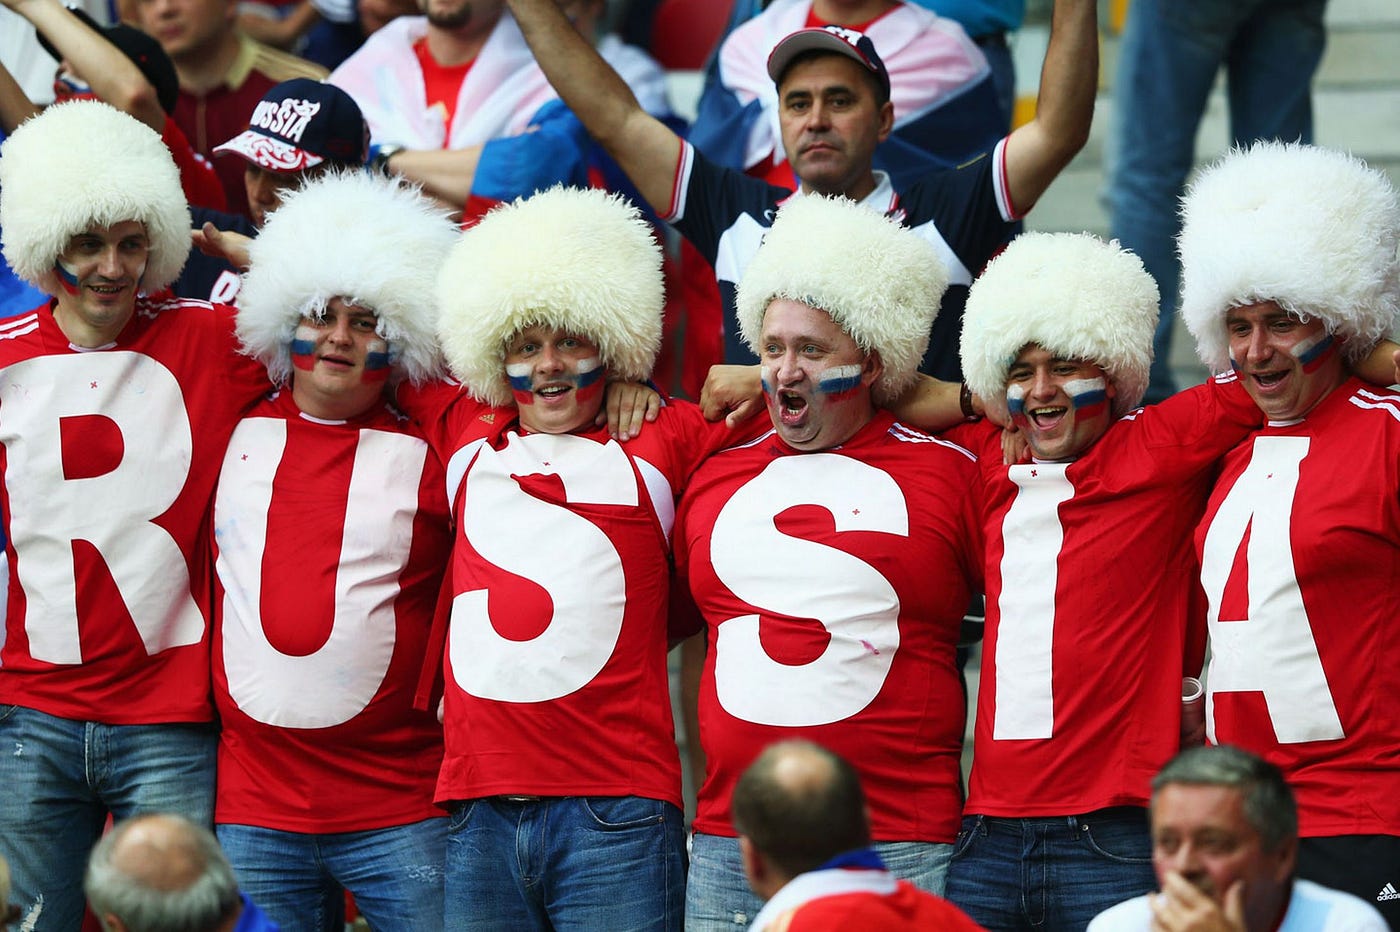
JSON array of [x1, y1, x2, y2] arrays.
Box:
[[1006, 383, 1027, 420], [54, 258, 81, 295], [1063, 377, 1108, 419], [362, 339, 391, 383], [1290, 330, 1335, 374], [291, 323, 318, 372], [506, 355, 603, 407], [815, 364, 864, 400]]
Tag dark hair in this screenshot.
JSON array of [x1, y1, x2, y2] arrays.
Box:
[[1152, 745, 1298, 853], [776, 48, 891, 107], [731, 740, 871, 878]]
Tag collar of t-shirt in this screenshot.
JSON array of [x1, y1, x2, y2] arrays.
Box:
[[413, 36, 476, 141], [788, 170, 897, 213]]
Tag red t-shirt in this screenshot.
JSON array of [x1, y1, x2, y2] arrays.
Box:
[[948, 373, 1260, 817], [1197, 377, 1400, 838], [0, 297, 270, 723], [211, 391, 450, 832], [676, 411, 983, 842], [413, 37, 474, 143]]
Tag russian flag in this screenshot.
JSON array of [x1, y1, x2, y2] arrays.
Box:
[[1064, 377, 1109, 420], [1291, 331, 1335, 374], [816, 364, 864, 401]]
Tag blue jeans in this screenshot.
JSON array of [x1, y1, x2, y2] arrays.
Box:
[[217, 818, 447, 932], [444, 795, 686, 931], [945, 809, 1156, 931], [684, 831, 953, 931], [1106, 0, 1326, 401], [0, 703, 216, 931]]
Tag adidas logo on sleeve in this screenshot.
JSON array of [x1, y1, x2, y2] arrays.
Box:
[[1378, 883, 1399, 902]]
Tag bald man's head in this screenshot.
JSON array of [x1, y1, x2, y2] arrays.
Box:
[[732, 740, 871, 882], [85, 814, 240, 932]]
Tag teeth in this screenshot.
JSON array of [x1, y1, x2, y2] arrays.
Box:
[[1030, 407, 1065, 417]]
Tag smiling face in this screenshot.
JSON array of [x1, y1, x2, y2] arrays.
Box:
[[52, 220, 149, 346], [759, 298, 880, 451], [503, 324, 607, 435], [289, 297, 391, 419], [1151, 783, 1294, 930], [1005, 344, 1116, 462], [1225, 301, 1346, 422], [777, 54, 892, 201]]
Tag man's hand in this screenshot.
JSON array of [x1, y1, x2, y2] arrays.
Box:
[[192, 222, 253, 271], [1149, 872, 1246, 932], [700, 364, 763, 427], [1000, 425, 1029, 465], [599, 380, 661, 440]]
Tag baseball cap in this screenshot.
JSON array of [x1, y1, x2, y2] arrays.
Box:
[[214, 78, 369, 172], [766, 25, 891, 101], [36, 10, 179, 115]]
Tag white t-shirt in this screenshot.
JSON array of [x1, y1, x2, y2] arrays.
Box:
[[1087, 878, 1388, 932]]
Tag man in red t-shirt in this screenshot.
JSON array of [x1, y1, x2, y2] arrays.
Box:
[[413, 185, 737, 931], [736, 740, 982, 932], [928, 231, 1262, 931], [673, 194, 980, 930], [0, 101, 271, 930], [210, 172, 459, 929], [1177, 141, 1400, 926]]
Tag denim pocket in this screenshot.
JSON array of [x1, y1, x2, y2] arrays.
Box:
[[0, 704, 17, 725], [580, 796, 665, 831], [951, 816, 983, 860], [1080, 818, 1152, 864], [447, 799, 478, 832]]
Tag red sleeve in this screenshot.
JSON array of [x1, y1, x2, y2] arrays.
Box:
[[163, 117, 228, 212]]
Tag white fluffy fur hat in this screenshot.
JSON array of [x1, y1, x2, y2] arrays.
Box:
[[0, 100, 190, 294], [1179, 141, 1400, 372], [437, 185, 662, 407], [735, 194, 947, 404], [961, 232, 1158, 420], [237, 171, 458, 386]]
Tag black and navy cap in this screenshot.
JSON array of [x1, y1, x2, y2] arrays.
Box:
[[214, 78, 369, 172]]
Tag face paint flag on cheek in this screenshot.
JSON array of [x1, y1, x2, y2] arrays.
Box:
[[506, 361, 535, 405], [54, 258, 81, 295], [363, 339, 392, 383], [291, 324, 318, 371], [1291, 330, 1336, 374], [573, 356, 605, 403], [1006, 383, 1027, 423], [1063, 377, 1109, 420], [815, 364, 864, 401]]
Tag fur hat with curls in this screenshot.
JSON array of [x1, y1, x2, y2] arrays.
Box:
[[961, 232, 1158, 421], [1178, 141, 1400, 372], [0, 100, 190, 294], [437, 185, 662, 407], [735, 194, 947, 404], [237, 171, 458, 386]]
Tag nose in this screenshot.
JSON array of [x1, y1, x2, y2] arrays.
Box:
[[1242, 325, 1274, 365], [96, 245, 123, 279], [535, 343, 565, 374], [1028, 367, 1056, 400], [805, 99, 831, 130], [773, 348, 805, 385], [326, 314, 354, 345]]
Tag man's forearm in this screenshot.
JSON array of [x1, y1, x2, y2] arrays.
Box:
[[385, 146, 481, 210]]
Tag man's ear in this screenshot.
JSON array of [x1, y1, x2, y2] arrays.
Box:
[[739, 835, 765, 888], [862, 350, 884, 388], [876, 100, 894, 143]]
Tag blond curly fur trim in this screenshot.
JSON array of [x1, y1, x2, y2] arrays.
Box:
[[961, 232, 1158, 421], [436, 186, 662, 407], [1179, 141, 1400, 372], [237, 172, 457, 386], [0, 101, 189, 294], [735, 194, 946, 405]]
